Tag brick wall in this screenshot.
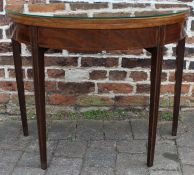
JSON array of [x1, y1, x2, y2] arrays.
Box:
[[0, 0, 194, 117]]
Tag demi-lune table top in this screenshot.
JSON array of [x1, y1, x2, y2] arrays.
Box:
[[6, 2, 189, 29]]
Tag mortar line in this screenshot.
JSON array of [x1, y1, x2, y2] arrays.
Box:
[[44, 139, 60, 175], [175, 139, 184, 175], [78, 141, 89, 175], [9, 133, 33, 175]]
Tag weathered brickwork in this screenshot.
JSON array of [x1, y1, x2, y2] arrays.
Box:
[[0, 0, 194, 116]]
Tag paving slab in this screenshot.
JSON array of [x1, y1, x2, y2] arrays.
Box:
[[17, 152, 42, 168], [25, 139, 57, 153], [150, 141, 180, 171], [131, 119, 149, 139], [76, 120, 104, 141], [12, 167, 46, 175], [0, 114, 194, 175], [54, 140, 87, 158], [17, 151, 54, 169], [0, 121, 21, 140], [176, 132, 194, 147], [116, 153, 149, 175], [47, 157, 82, 175], [81, 167, 115, 175], [178, 146, 194, 165], [48, 120, 76, 140], [0, 135, 31, 151], [181, 112, 194, 130], [149, 170, 182, 175], [89, 140, 116, 150], [103, 121, 132, 140], [117, 140, 147, 154], [0, 162, 16, 175], [182, 164, 194, 175], [83, 141, 116, 169], [0, 149, 22, 163], [159, 121, 188, 140]]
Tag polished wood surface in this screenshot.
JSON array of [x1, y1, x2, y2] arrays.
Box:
[[31, 26, 47, 170], [14, 22, 185, 52], [8, 12, 187, 29], [12, 38, 28, 136], [8, 10, 188, 170], [172, 38, 186, 136], [147, 26, 165, 166]]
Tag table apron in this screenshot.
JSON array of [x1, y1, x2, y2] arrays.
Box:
[[14, 22, 185, 51]]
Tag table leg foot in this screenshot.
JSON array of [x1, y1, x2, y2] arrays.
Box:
[[41, 162, 47, 170]]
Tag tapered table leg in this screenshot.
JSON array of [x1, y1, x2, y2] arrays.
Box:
[[172, 38, 186, 136], [31, 27, 47, 170], [12, 39, 28, 136], [147, 45, 164, 167]]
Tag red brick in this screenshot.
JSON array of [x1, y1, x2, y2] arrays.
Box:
[[108, 49, 143, 55], [89, 70, 107, 80], [77, 95, 114, 106], [162, 60, 176, 69], [24, 81, 33, 91], [45, 81, 57, 92], [5, 27, 12, 39], [0, 69, 5, 78], [27, 69, 33, 79], [98, 83, 133, 94], [0, 43, 12, 53], [161, 72, 168, 81], [0, 81, 17, 91], [173, 47, 194, 57], [7, 0, 26, 5], [8, 68, 25, 78], [48, 94, 75, 105], [155, 4, 189, 8], [0, 15, 10, 26], [21, 57, 33, 66], [0, 94, 10, 104], [178, 0, 193, 2], [113, 3, 150, 9], [45, 57, 78, 67], [94, 12, 132, 17], [81, 57, 118, 67], [70, 2, 108, 10], [0, 56, 14, 65], [130, 71, 147, 81], [136, 84, 150, 93], [109, 71, 127, 81], [58, 82, 95, 95], [47, 69, 65, 78], [27, 68, 65, 80], [0, 29, 3, 39], [186, 36, 194, 44], [122, 58, 150, 68], [183, 73, 194, 82], [115, 96, 149, 106], [28, 3, 65, 12], [169, 72, 175, 82], [161, 84, 190, 94], [0, 1, 3, 12]]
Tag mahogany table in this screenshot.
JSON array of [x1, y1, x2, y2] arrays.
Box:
[[6, 3, 189, 170]]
